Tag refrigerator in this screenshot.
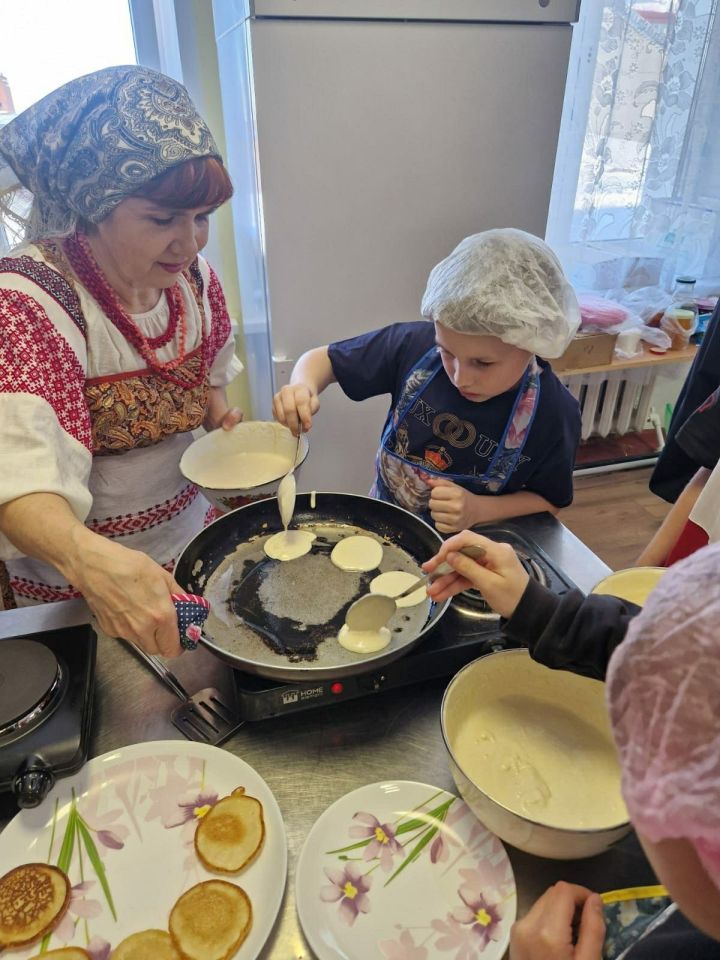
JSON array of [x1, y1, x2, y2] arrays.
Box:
[[213, 0, 581, 493]]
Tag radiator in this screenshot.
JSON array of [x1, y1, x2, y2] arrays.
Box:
[[559, 368, 659, 441]]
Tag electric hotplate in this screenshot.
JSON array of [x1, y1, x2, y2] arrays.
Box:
[[225, 528, 576, 721], [0, 623, 96, 808]]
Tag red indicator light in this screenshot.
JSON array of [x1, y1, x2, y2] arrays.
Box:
[[330, 682, 344, 695]]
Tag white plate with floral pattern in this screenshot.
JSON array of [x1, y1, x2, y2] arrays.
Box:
[[0, 740, 287, 959], [295, 780, 516, 960]]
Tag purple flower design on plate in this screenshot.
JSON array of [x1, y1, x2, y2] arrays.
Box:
[[450, 888, 503, 949], [53, 881, 103, 942], [77, 794, 130, 852], [349, 812, 405, 873], [165, 790, 219, 829], [432, 909, 501, 959], [430, 801, 471, 864], [320, 863, 372, 926], [379, 929, 429, 960], [87, 936, 112, 960]]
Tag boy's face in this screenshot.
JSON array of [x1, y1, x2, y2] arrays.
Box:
[[434, 323, 533, 403]]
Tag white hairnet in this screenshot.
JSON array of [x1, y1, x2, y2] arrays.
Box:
[[607, 542, 720, 891], [420, 229, 580, 358]]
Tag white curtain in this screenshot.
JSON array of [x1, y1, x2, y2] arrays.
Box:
[[548, 0, 720, 294]]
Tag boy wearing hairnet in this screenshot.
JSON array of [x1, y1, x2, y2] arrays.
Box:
[[273, 229, 581, 532]]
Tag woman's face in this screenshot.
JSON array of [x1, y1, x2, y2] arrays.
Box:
[[434, 323, 533, 402], [91, 197, 215, 292]]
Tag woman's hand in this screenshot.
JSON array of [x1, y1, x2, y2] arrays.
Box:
[[423, 531, 529, 618], [426, 478, 477, 533], [68, 531, 184, 657], [272, 383, 320, 436], [510, 882, 605, 960], [203, 385, 243, 431]]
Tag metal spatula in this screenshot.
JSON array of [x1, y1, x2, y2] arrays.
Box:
[[345, 543, 487, 631], [129, 643, 243, 744]]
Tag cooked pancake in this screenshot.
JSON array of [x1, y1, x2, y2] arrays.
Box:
[[169, 880, 252, 960], [30, 949, 91, 959], [195, 787, 265, 874], [0, 863, 70, 949], [111, 929, 181, 959]]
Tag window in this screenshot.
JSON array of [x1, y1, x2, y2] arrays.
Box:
[[547, 0, 720, 293], [0, 0, 137, 251]]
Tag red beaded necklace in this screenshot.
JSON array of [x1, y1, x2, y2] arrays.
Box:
[[63, 232, 208, 390]]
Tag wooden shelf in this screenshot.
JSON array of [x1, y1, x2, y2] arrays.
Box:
[[552, 342, 697, 377]]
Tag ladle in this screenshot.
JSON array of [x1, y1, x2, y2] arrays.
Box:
[[345, 543, 487, 632]]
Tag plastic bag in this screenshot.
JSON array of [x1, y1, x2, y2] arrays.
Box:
[[578, 294, 632, 331]]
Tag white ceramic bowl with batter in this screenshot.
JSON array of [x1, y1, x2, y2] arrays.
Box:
[[180, 420, 309, 513], [441, 649, 631, 859]]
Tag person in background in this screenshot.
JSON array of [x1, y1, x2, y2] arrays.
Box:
[[639, 384, 720, 565], [0, 66, 243, 656], [510, 543, 720, 959], [272, 229, 581, 533], [650, 300, 720, 503]]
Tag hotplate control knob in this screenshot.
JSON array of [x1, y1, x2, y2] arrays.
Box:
[[12, 757, 56, 808]]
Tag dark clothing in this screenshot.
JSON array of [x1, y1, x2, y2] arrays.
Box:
[[674, 385, 720, 470], [651, 305, 720, 502], [627, 909, 720, 959], [504, 583, 720, 959], [502, 578, 640, 681], [328, 322, 581, 508]]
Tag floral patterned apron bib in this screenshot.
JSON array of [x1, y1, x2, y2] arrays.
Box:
[[370, 347, 541, 524]]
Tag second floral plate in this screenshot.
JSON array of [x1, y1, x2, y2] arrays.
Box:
[[295, 780, 516, 960]]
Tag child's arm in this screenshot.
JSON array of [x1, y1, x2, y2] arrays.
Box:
[[427, 477, 557, 533], [637, 466, 710, 565], [272, 346, 337, 435]]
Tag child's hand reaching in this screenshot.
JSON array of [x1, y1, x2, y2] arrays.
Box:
[[272, 383, 320, 436], [423, 531, 530, 619], [509, 882, 605, 960]]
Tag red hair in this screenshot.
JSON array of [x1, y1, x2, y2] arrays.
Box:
[[134, 156, 233, 209]]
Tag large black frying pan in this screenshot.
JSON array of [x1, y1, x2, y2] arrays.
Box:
[[174, 492, 450, 681]]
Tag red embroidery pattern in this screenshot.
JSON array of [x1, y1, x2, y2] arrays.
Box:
[[0, 253, 86, 335], [207, 266, 232, 366], [87, 483, 200, 538], [10, 578, 83, 603], [0, 289, 92, 450]]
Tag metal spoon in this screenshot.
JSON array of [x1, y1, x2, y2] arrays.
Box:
[[345, 543, 487, 632]]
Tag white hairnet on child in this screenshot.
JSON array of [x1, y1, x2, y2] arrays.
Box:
[[420, 229, 580, 358], [607, 542, 720, 891]]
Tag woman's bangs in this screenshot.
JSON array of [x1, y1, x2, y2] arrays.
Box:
[[136, 157, 233, 209]]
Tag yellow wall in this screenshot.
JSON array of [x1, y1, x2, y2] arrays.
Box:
[[174, 0, 252, 416]]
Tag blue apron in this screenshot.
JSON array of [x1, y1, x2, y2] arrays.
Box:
[[370, 347, 541, 524]]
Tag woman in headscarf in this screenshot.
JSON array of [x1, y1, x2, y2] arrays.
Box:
[[0, 66, 243, 657], [509, 542, 720, 960]]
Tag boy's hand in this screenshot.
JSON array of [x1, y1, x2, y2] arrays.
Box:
[[427, 477, 476, 533], [272, 383, 320, 435], [509, 882, 605, 960], [424, 531, 529, 618]]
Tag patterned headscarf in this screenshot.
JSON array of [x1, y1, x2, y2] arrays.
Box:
[[606, 541, 720, 891], [0, 65, 221, 242]]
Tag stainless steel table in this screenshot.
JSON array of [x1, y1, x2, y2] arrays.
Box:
[[0, 516, 657, 958]]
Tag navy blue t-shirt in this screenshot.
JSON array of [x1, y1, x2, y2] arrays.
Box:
[[328, 322, 581, 508]]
